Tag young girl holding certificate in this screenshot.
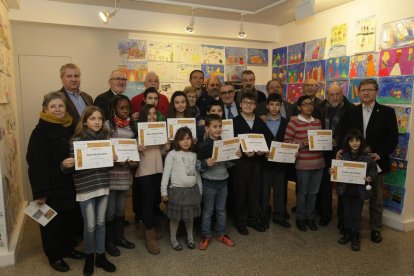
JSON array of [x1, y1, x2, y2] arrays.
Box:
[[104, 95, 137, 257], [167, 91, 192, 118], [65, 106, 117, 275], [333, 129, 377, 252], [135, 104, 170, 255], [160, 127, 202, 251]]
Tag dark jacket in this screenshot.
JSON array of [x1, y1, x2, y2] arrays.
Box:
[[94, 89, 115, 120], [255, 100, 293, 122], [26, 119, 76, 211], [263, 116, 288, 172], [59, 87, 93, 127]]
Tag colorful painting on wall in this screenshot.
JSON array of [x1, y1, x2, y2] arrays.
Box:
[[378, 46, 414, 77], [123, 81, 145, 100], [380, 17, 414, 50], [329, 23, 348, 58], [225, 47, 247, 65], [391, 105, 411, 134], [272, 47, 287, 67], [347, 78, 364, 104], [354, 16, 376, 53], [286, 83, 303, 103], [287, 63, 305, 83], [383, 184, 405, 214], [226, 65, 246, 82], [118, 60, 148, 82], [148, 61, 175, 81], [175, 63, 201, 82], [201, 64, 225, 82], [326, 80, 348, 96], [147, 41, 174, 62], [349, 53, 378, 78], [377, 76, 413, 104], [304, 38, 326, 61], [118, 39, 146, 60], [325, 56, 350, 80], [391, 133, 409, 160], [385, 158, 407, 188], [174, 43, 201, 63], [201, 45, 225, 64], [288, 43, 305, 64], [305, 60, 326, 81], [247, 48, 268, 65], [272, 66, 288, 83]]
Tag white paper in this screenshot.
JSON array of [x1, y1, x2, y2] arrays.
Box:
[[221, 119, 234, 140], [308, 129, 332, 151], [238, 133, 269, 152], [111, 139, 140, 162], [331, 159, 367, 185], [137, 121, 168, 146], [268, 141, 299, 163], [167, 118, 197, 140], [73, 140, 114, 170], [24, 201, 58, 226], [212, 138, 241, 162]]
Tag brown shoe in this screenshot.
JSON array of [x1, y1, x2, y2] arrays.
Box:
[[145, 229, 161, 255]]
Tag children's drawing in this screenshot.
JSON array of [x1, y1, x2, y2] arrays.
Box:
[[316, 81, 326, 100], [380, 17, 414, 49], [287, 63, 305, 84], [160, 83, 177, 101], [0, 44, 11, 77], [201, 64, 224, 82], [305, 60, 326, 82], [349, 53, 378, 78], [287, 83, 303, 103], [391, 133, 409, 160], [201, 45, 224, 64], [272, 47, 287, 67], [174, 43, 201, 63], [329, 23, 348, 58], [176, 63, 201, 82], [272, 66, 288, 83], [226, 65, 246, 82], [325, 56, 350, 80], [391, 105, 411, 134], [147, 41, 174, 62], [383, 184, 405, 214], [378, 46, 414, 77], [347, 78, 364, 104], [0, 13, 10, 49], [385, 158, 407, 188], [304, 38, 326, 61], [118, 60, 148, 82], [326, 80, 348, 96], [148, 61, 175, 82], [0, 73, 10, 103], [377, 76, 413, 104], [225, 47, 247, 65], [354, 16, 376, 53], [118, 39, 146, 60], [123, 82, 145, 100], [287, 43, 305, 64], [248, 48, 268, 66]]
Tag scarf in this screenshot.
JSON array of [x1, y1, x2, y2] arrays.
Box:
[[39, 111, 73, 127], [114, 115, 130, 128], [84, 128, 107, 140]]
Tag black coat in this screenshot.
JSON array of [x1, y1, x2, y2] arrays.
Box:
[[262, 116, 288, 172], [94, 89, 115, 121], [26, 119, 76, 211]]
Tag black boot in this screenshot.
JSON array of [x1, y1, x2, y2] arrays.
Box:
[[338, 229, 351, 245], [83, 253, 94, 276], [351, 232, 360, 251], [95, 253, 116, 273], [115, 216, 135, 249], [106, 221, 121, 256]]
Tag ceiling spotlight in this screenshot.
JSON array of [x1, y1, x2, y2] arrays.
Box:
[[238, 14, 247, 38], [185, 8, 195, 33], [99, 0, 118, 24]]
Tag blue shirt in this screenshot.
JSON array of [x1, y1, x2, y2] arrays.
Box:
[[266, 114, 281, 137], [66, 89, 87, 115]]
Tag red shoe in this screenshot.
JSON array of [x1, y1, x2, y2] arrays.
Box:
[[218, 235, 234, 247], [198, 237, 210, 250]]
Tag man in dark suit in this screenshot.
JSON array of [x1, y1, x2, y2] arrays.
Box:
[[94, 70, 127, 120], [289, 78, 323, 120], [339, 78, 398, 243], [219, 82, 239, 119], [58, 63, 93, 126]]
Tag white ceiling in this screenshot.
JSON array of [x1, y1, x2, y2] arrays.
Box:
[[48, 0, 354, 26]]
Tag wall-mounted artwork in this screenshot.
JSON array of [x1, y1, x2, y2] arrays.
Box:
[[147, 41, 174, 62], [272, 47, 287, 67], [123, 81, 145, 100], [385, 158, 407, 188], [304, 38, 326, 61], [118, 60, 148, 82], [329, 23, 348, 58], [118, 39, 146, 60], [0, 73, 10, 103], [174, 43, 201, 63], [0, 13, 10, 49], [272, 66, 288, 83], [326, 80, 348, 96], [0, 45, 11, 77], [247, 48, 268, 66], [288, 43, 305, 64], [287, 83, 303, 103], [383, 184, 405, 214], [305, 60, 326, 81], [325, 56, 350, 80], [201, 45, 224, 64], [380, 17, 414, 49], [377, 76, 413, 104], [175, 63, 201, 82], [201, 64, 225, 82], [148, 61, 175, 81], [225, 47, 247, 65], [354, 16, 376, 53], [391, 105, 411, 134], [287, 63, 305, 83], [160, 83, 177, 101], [349, 53, 378, 78], [226, 65, 246, 82], [347, 78, 364, 104], [378, 46, 414, 77], [391, 133, 409, 160]]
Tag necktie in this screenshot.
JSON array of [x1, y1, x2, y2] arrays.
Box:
[[226, 105, 234, 119]]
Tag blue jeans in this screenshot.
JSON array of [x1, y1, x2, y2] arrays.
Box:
[[79, 195, 108, 254], [296, 169, 323, 220], [201, 178, 228, 237], [106, 190, 127, 222]]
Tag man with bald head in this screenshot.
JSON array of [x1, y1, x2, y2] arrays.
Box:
[[289, 78, 323, 120], [198, 77, 221, 117], [94, 70, 127, 120]]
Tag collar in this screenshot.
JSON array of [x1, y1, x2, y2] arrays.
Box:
[[241, 113, 255, 122], [65, 88, 80, 95], [110, 89, 117, 95], [267, 114, 281, 121], [362, 102, 375, 111], [298, 114, 315, 123]]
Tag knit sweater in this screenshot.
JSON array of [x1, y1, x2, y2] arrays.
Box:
[[284, 116, 325, 170], [135, 145, 164, 178]]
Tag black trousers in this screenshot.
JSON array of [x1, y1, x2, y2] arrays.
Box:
[[132, 177, 143, 220], [39, 208, 77, 262], [343, 196, 364, 233], [136, 173, 162, 229], [316, 166, 333, 220]]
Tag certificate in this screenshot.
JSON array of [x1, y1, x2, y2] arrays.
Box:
[[24, 201, 57, 226], [308, 130, 332, 151], [331, 160, 367, 185], [73, 140, 113, 170], [238, 133, 269, 152], [221, 119, 234, 140], [137, 121, 168, 146], [212, 138, 240, 162], [268, 142, 299, 163], [111, 139, 140, 162], [167, 118, 196, 140]]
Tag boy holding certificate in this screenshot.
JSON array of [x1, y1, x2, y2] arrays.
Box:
[[261, 93, 290, 229]]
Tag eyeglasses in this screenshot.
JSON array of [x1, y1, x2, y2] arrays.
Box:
[[220, 90, 234, 96], [300, 103, 313, 107], [241, 100, 256, 106], [110, 77, 127, 81], [360, 88, 377, 93]]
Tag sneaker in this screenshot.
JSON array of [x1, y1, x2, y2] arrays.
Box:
[[218, 235, 234, 247], [198, 237, 210, 250]]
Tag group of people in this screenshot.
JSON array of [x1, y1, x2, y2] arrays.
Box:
[[26, 63, 398, 275]]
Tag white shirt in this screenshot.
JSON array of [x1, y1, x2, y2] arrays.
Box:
[[362, 102, 375, 138], [298, 114, 315, 123]]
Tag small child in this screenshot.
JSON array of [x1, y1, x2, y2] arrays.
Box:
[[197, 114, 241, 250], [333, 129, 377, 251], [160, 127, 202, 251]]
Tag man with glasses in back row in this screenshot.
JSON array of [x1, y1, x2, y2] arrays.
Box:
[[219, 82, 239, 120], [289, 78, 323, 120]]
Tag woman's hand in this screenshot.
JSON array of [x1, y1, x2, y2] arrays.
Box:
[[161, 195, 169, 202], [206, 158, 215, 167], [62, 158, 75, 168], [36, 197, 47, 205], [138, 144, 145, 152], [235, 149, 242, 158]]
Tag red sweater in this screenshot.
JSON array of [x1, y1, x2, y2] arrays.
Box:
[[131, 93, 170, 117], [284, 116, 325, 170]]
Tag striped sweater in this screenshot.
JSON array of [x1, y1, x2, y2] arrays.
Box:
[[284, 116, 325, 170]]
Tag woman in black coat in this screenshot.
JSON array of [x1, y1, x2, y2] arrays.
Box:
[[27, 91, 85, 273]]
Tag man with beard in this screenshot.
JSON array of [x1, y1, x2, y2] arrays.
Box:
[[198, 77, 221, 118], [236, 70, 267, 104], [289, 78, 323, 120]]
